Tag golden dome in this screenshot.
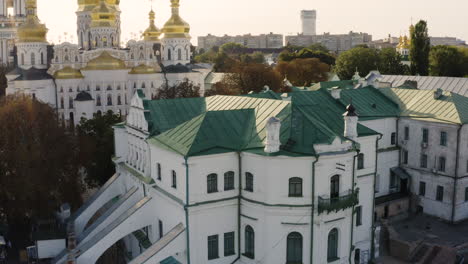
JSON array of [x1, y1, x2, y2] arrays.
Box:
[[78, 0, 119, 12], [17, 0, 48, 43], [54, 67, 84, 79], [162, 0, 190, 39], [90, 0, 118, 27], [397, 35, 410, 49], [82, 51, 127, 71], [129, 64, 160, 75], [142, 10, 161, 41]]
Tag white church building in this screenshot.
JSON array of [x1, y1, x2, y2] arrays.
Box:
[[52, 89, 381, 264], [5, 0, 212, 125]]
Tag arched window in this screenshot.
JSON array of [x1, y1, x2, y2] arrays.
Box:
[[107, 85, 112, 90], [244, 225, 255, 259], [224, 171, 235, 191], [245, 172, 253, 192], [21, 53, 24, 65], [107, 94, 112, 106], [40, 52, 44, 64], [171, 170, 177, 189], [168, 49, 171, 60], [142, 82, 146, 88], [96, 95, 101, 106], [327, 229, 339, 261], [69, 97, 73, 109], [64, 55, 69, 62], [286, 232, 302, 264], [139, 53, 144, 60], [117, 95, 122, 105], [68, 87, 73, 93], [117, 85, 121, 90], [357, 153, 364, 170], [178, 49, 182, 60], [96, 85, 100, 91], [131, 53, 134, 60], [31, 52, 35, 65], [75, 56, 79, 62], [87, 85, 90, 91], [207, 173, 218, 193], [186, 49, 189, 60], [60, 97, 64, 109], [330, 175, 340, 202], [289, 177, 303, 197]]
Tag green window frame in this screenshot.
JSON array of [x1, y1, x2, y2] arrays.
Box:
[[245, 172, 254, 192], [289, 177, 303, 197], [286, 232, 303, 264], [356, 206, 362, 226], [440, 131, 447, 146], [207, 173, 218, 193], [422, 128, 429, 143], [357, 154, 364, 170], [439, 156, 446, 172], [244, 225, 255, 259], [419, 181, 426, 196], [420, 154, 428, 168], [327, 228, 339, 262], [224, 232, 235, 256], [208, 234, 219, 260], [436, 185, 444, 201], [224, 171, 235, 191]]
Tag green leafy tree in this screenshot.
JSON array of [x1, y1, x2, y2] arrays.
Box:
[[77, 111, 122, 188], [213, 52, 238, 72], [0, 66, 11, 97], [240, 52, 265, 64], [378, 48, 407, 75], [0, 95, 83, 222], [334, 46, 380, 79], [279, 48, 335, 65], [155, 78, 201, 99], [307, 43, 330, 53], [429, 45, 466, 77], [410, 20, 430, 75], [219, 42, 246, 55], [276, 58, 330, 86]]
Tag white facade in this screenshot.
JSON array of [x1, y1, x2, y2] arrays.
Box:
[[301, 10, 316, 36]]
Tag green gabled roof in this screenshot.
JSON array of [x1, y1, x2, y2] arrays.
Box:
[[309, 80, 357, 91], [379, 88, 468, 124], [160, 257, 181, 264], [339, 86, 400, 120], [242, 90, 282, 100]]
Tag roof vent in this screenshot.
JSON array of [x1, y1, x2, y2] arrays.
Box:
[[265, 117, 281, 153], [434, 88, 443, 100], [329, 86, 341, 99]]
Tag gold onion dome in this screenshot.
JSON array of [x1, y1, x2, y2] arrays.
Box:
[[163, 0, 190, 39], [142, 10, 161, 41], [397, 35, 410, 49], [78, 0, 119, 11], [90, 0, 118, 27], [18, 0, 48, 43], [129, 64, 159, 74], [83, 51, 127, 71], [54, 67, 84, 79]]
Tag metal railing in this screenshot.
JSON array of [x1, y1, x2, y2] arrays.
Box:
[[318, 189, 359, 214]]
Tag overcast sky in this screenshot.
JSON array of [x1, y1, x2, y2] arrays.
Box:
[[37, 0, 468, 45]]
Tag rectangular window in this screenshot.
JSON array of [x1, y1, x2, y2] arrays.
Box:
[[158, 220, 163, 239], [391, 132, 396, 145], [157, 163, 161, 180], [402, 150, 408, 165], [419, 181, 426, 196], [466, 160, 468, 173], [357, 154, 364, 170], [356, 206, 362, 226], [404, 126, 410, 140], [171, 170, 177, 189], [465, 187, 468, 202], [390, 171, 397, 189], [439, 157, 446, 172], [207, 174, 218, 193], [208, 235, 219, 260], [422, 128, 429, 144], [224, 232, 235, 256], [440, 131, 447, 146], [224, 172, 235, 191], [420, 154, 428, 168], [436, 185, 444, 201], [245, 173, 254, 192]]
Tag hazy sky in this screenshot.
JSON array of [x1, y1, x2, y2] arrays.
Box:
[[37, 0, 468, 45]]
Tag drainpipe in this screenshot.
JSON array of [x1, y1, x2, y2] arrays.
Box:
[[230, 152, 242, 264], [349, 148, 359, 264], [184, 157, 191, 264], [310, 155, 319, 264], [451, 125, 462, 223], [371, 134, 383, 261]]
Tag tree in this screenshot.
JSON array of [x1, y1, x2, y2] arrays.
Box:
[[0, 95, 82, 223], [0, 66, 10, 97], [410, 20, 430, 75], [279, 48, 336, 65], [220, 42, 246, 55], [307, 43, 330, 53], [429, 45, 466, 77], [378, 48, 407, 75], [77, 111, 122, 188], [276, 58, 330, 86], [240, 52, 265, 64], [334, 46, 380, 79], [213, 52, 238, 72], [155, 79, 201, 99]]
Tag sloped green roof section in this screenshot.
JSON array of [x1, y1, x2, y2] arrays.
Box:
[[379, 88, 468, 124], [242, 90, 282, 100], [309, 80, 357, 91]]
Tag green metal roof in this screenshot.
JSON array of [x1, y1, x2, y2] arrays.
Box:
[[309, 80, 357, 91], [379, 88, 468, 124], [160, 256, 181, 264], [242, 90, 282, 100]]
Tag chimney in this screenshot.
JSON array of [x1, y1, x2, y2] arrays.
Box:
[[343, 104, 358, 139], [329, 87, 341, 99], [265, 117, 281, 153]]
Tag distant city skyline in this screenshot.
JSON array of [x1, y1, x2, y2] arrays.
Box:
[[37, 0, 468, 45]]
